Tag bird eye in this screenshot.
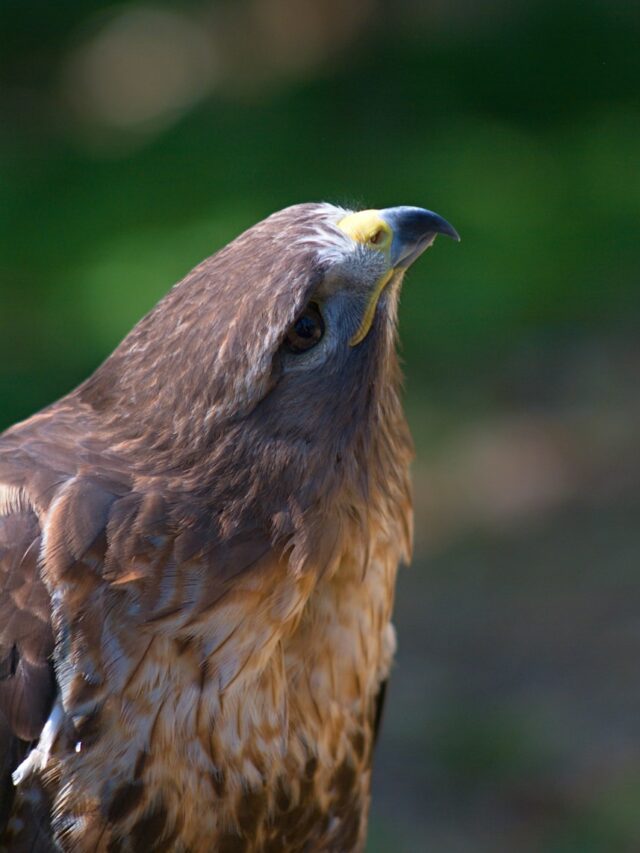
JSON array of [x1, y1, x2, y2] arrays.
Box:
[[284, 303, 325, 354], [369, 229, 384, 245]]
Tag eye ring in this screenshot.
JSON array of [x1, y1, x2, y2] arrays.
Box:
[[283, 302, 325, 354]]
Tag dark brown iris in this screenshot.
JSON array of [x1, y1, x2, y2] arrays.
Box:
[[284, 303, 324, 354]]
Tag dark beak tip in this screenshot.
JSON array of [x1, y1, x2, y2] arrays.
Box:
[[441, 223, 461, 242], [426, 211, 460, 243]]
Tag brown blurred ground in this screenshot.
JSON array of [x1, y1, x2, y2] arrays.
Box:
[[372, 343, 640, 852]]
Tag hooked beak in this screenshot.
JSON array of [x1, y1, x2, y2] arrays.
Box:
[[336, 204, 460, 346], [380, 206, 460, 269]]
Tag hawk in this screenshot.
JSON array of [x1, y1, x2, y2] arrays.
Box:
[[0, 203, 458, 852]]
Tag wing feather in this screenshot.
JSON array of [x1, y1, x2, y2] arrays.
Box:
[[0, 500, 54, 829]]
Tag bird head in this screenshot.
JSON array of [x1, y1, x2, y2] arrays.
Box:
[[236, 203, 460, 466], [84, 202, 457, 435]]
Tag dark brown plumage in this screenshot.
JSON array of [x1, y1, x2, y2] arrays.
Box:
[[0, 202, 457, 851]]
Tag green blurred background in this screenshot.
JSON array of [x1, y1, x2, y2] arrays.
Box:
[[1, 1, 639, 849]]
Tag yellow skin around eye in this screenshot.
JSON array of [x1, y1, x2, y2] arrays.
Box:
[[337, 210, 395, 346]]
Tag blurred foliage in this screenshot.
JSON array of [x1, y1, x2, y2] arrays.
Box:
[[1, 0, 639, 428], [1, 1, 639, 850]]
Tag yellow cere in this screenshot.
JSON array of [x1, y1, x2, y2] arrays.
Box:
[[337, 210, 395, 347], [337, 209, 392, 252]]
